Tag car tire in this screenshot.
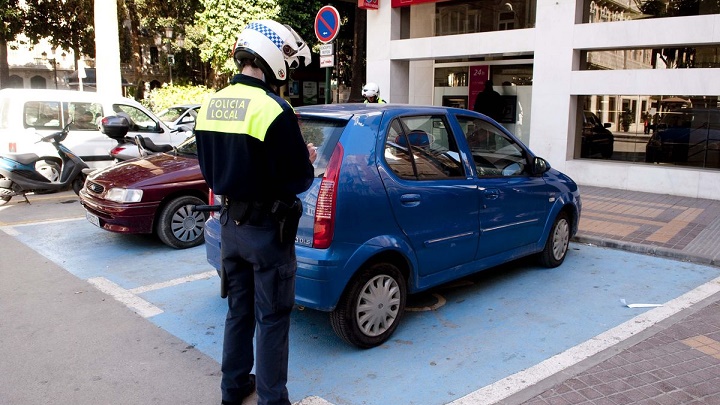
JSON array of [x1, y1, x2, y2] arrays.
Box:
[[156, 195, 208, 249], [539, 211, 570, 268], [330, 262, 406, 349]]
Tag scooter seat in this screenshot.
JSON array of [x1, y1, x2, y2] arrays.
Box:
[[3, 153, 40, 165]]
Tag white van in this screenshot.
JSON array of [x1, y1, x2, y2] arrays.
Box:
[[0, 89, 188, 171]]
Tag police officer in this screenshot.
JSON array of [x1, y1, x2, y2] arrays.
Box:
[[194, 20, 316, 405], [362, 82, 387, 103]]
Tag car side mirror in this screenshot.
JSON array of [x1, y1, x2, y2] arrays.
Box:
[[532, 157, 551, 175], [603, 123, 611, 128]]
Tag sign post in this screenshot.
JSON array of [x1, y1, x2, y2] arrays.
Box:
[[315, 6, 341, 104]]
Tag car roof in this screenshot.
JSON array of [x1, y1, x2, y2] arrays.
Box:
[[295, 103, 472, 120]]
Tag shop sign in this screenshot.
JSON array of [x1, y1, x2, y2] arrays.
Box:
[[391, 0, 439, 8], [359, 0, 379, 10]]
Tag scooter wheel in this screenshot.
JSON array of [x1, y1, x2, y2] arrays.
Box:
[[0, 188, 12, 206]]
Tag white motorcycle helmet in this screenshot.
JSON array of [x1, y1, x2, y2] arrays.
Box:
[[233, 20, 311, 86], [362, 82, 380, 99]]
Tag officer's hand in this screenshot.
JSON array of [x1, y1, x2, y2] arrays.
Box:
[[307, 143, 318, 164]]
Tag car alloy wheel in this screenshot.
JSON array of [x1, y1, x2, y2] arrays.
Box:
[[539, 211, 570, 268], [156, 195, 208, 249]]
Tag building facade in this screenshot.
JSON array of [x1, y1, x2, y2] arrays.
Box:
[[367, 0, 720, 199]]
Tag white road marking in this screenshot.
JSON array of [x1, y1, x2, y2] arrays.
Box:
[[0, 216, 84, 229], [448, 275, 720, 405], [87, 271, 218, 318], [130, 270, 216, 294], [87, 277, 164, 318], [294, 397, 335, 405]]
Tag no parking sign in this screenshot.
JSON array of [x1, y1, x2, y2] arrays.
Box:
[[314, 5, 341, 44]]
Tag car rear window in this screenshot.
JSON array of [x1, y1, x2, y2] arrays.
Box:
[[298, 117, 347, 177]]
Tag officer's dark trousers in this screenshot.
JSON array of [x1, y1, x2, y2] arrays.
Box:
[[220, 215, 296, 405]]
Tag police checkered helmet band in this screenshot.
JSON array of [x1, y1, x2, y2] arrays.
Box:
[[233, 20, 310, 84]]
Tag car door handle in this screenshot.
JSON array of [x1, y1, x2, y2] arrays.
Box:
[[400, 193, 421, 207], [484, 189, 499, 200]]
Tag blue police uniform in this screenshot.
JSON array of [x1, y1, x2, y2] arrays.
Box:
[[364, 97, 386, 103], [195, 73, 314, 405]]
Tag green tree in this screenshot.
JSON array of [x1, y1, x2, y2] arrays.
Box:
[[276, 0, 322, 50], [118, 0, 203, 99], [187, 0, 279, 87], [0, 0, 25, 88], [24, 0, 95, 71]]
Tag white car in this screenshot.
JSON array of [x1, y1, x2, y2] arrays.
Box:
[[0, 89, 187, 176], [157, 104, 201, 130]]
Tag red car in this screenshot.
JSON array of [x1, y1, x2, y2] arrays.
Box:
[[79, 135, 209, 249]]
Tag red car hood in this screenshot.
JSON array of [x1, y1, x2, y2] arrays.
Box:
[[88, 153, 202, 188]]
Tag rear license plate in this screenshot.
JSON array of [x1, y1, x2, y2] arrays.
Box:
[[86, 211, 101, 228]]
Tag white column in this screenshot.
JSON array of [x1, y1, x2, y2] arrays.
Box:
[[94, 0, 122, 96], [527, 0, 581, 172], [367, 1, 409, 103]]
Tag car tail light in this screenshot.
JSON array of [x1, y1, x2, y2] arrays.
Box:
[[9, 143, 16, 153], [209, 189, 222, 219], [110, 145, 128, 156], [313, 143, 343, 249]]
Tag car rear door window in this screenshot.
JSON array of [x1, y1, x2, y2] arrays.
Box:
[[69, 102, 103, 130], [383, 115, 465, 180]]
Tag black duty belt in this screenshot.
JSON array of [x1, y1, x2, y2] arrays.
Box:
[[224, 198, 272, 225]]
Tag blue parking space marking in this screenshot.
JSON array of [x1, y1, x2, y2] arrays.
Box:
[[5, 220, 720, 405], [5, 218, 210, 288]]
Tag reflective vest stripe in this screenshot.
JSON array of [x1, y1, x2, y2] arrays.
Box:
[[195, 84, 284, 141]]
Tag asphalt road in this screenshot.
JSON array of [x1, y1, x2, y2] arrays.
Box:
[[2, 191, 720, 405]]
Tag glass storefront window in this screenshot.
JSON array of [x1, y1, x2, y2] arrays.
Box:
[[577, 95, 720, 170], [400, 0, 536, 39], [580, 45, 720, 70], [582, 0, 720, 24]]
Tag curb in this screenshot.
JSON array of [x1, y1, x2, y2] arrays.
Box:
[[573, 235, 719, 268]]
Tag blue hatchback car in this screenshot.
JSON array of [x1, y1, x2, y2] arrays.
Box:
[[204, 103, 581, 348]]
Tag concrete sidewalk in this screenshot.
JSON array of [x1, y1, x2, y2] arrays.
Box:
[[0, 229, 220, 405], [510, 185, 720, 405]]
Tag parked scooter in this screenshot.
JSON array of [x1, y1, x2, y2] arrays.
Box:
[[0, 123, 89, 205]]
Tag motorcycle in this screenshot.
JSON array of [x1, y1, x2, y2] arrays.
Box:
[[100, 115, 185, 163], [0, 123, 89, 205]]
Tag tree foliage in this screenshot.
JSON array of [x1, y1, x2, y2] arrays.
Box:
[[7, 0, 366, 96], [0, 0, 25, 88], [187, 0, 279, 84], [141, 83, 216, 112], [24, 0, 96, 70]]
